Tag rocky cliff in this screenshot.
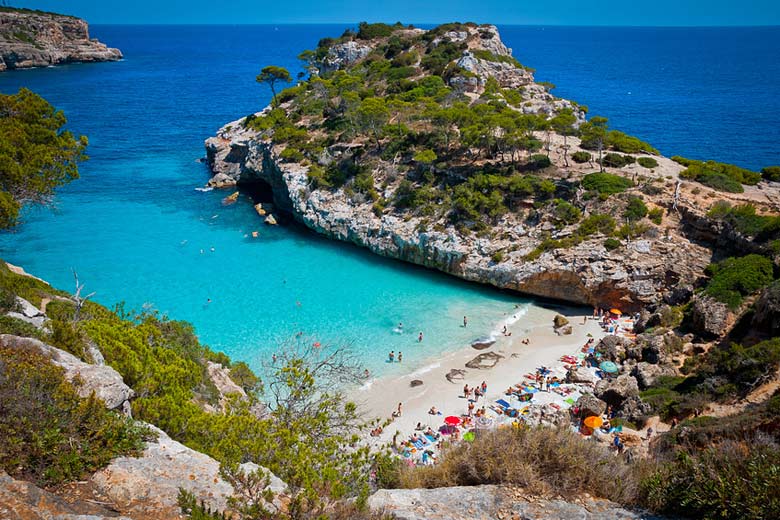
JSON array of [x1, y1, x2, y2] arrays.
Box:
[[201, 23, 780, 312], [0, 8, 121, 71]]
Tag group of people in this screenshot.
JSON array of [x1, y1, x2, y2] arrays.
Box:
[[388, 351, 403, 363]]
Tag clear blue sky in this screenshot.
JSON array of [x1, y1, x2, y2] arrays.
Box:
[[11, 0, 780, 25]]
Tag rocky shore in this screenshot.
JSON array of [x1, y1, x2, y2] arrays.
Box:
[[0, 8, 121, 71]]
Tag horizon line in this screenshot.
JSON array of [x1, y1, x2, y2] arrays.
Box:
[[88, 22, 780, 28]]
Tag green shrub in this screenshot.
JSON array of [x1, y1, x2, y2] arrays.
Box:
[[571, 151, 591, 163], [491, 251, 505, 263], [706, 202, 780, 241], [637, 157, 658, 169], [601, 153, 634, 168], [0, 314, 45, 339], [762, 165, 780, 182], [606, 130, 658, 154], [528, 154, 552, 170], [552, 199, 581, 225], [578, 213, 616, 236], [471, 49, 524, 69], [624, 196, 648, 221], [279, 147, 304, 162], [704, 254, 774, 309], [356, 22, 397, 40], [0, 343, 149, 485], [617, 222, 649, 239], [678, 157, 761, 191], [581, 172, 633, 196], [648, 207, 663, 224]]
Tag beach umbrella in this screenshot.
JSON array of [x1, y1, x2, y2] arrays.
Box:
[[610, 308, 622, 315], [600, 361, 619, 374], [583, 416, 603, 429], [462, 431, 475, 442], [444, 415, 461, 426]]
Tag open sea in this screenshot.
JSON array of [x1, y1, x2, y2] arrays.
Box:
[[0, 25, 777, 375]]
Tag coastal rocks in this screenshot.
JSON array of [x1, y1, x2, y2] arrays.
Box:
[[90, 425, 236, 518], [410, 379, 424, 388], [617, 396, 652, 424], [368, 485, 663, 520], [751, 280, 780, 337], [633, 362, 677, 389], [596, 335, 633, 362], [208, 171, 237, 188], [595, 374, 639, 407], [553, 314, 569, 328], [557, 325, 573, 335], [0, 469, 130, 520], [690, 294, 734, 338], [265, 214, 278, 225], [0, 334, 134, 413], [445, 368, 467, 382], [321, 41, 372, 73], [6, 296, 46, 328], [471, 336, 496, 350], [465, 352, 504, 370], [0, 10, 122, 71], [206, 361, 247, 409], [222, 191, 239, 205], [575, 393, 607, 418], [567, 366, 600, 385]]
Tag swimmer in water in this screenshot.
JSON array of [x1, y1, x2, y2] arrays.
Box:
[[418, 332, 423, 342]]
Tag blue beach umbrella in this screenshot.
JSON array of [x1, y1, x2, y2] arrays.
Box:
[[600, 361, 619, 374]]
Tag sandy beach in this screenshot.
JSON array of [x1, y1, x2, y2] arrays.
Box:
[[358, 303, 607, 450]]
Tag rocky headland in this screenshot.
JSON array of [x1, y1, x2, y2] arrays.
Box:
[[205, 23, 780, 312], [0, 8, 121, 71]]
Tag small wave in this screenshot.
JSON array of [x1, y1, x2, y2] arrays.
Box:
[[195, 186, 213, 192], [359, 379, 375, 391], [408, 362, 441, 377], [490, 304, 530, 337]]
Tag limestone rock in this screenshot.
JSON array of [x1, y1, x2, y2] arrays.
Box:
[[0, 334, 133, 413], [633, 362, 676, 389], [567, 366, 600, 385], [465, 351, 504, 369], [0, 10, 122, 71], [254, 203, 267, 216], [368, 485, 663, 520], [575, 393, 607, 418], [445, 368, 466, 382], [471, 336, 496, 350], [617, 396, 652, 424], [752, 280, 780, 337], [553, 314, 570, 328], [596, 335, 633, 362], [265, 213, 278, 225], [207, 361, 247, 410], [410, 379, 423, 387], [321, 40, 372, 72], [690, 294, 734, 338], [595, 374, 639, 407], [0, 469, 130, 520], [558, 324, 573, 335]]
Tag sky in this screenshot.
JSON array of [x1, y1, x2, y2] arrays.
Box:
[[10, 0, 780, 26]]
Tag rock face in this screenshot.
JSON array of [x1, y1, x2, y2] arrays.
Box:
[[576, 393, 608, 418], [0, 9, 122, 71], [368, 485, 664, 520], [752, 280, 780, 337], [90, 425, 236, 519], [690, 294, 734, 338], [0, 470, 129, 520], [595, 374, 640, 407], [0, 334, 134, 413]]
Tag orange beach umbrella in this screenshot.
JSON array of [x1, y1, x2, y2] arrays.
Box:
[[583, 416, 603, 429], [610, 308, 622, 315]]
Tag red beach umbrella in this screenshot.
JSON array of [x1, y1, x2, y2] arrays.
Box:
[[444, 415, 461, 426]]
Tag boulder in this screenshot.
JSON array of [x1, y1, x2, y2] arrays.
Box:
[[558, 325, 573, 335], [752, 280, 780, 337], [410, 379, 424, 387], [265, 214, 278, 225], [465, 352, 504, 370], [567, 366, 600, 385], [0, 334, 133, 413], [0, 469, 130, 520], [596, 335, 632, 361], [222, 191, 239, 205], [471, 336, 496, 350], [553, 314, 569, 328], [632, 362, 677, 389], [254, 203, 267, 216], [595, 374, 639, 407], [368, 485, 661, 520], [575, 393, 608, 418], [690, 294, 734, 338], [207, 172, 236, 188], [617, 396, 652, 424]]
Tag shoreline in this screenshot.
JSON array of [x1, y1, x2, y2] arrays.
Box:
[[357, 303, 605, 448]]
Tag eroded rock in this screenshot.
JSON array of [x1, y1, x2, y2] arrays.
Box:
[[465, 352, 504, 369]]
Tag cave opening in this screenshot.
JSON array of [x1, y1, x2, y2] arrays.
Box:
[[238, 179, 275, 205]]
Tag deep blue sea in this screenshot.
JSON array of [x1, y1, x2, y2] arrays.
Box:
[[0, 25, 777, 375]]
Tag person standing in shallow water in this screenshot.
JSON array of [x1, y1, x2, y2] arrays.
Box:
[[418, 332, 423, 342], [398, 351, 403, 362], [389, 351, 395, 362], [463, 316, 468, 327]]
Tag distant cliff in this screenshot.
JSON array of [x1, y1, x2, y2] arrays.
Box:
[[0, 8, 121, 71]]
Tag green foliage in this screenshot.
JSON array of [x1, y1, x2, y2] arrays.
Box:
[[0, 88, 87, 228], [617, 222, 649, 239], [637, 156, 659, 169], [420, 40, 466, 76], [581, 172, 633, 196], [356, 22, 398, 40], [471, 49, 524, 69], [704, 254, 774, 309], [577, 213, 616, 236], [527, 154, 552, 170], [648, 207, 664, 224], [706, 201, 780, 241], [0, 314, 46, 339], [606, 130, 658, 154], [762, 165, 780, 182], [552, 199, 581, 225], [256, 66, 292, 107], [571, 151, 591, 164], [624, 196, 648, 222], [0, 344, 149, 486], [677, 157, 761, 192], [413, 149, 437, 165], [708, 338, 780, 389], [601, 152, 635, 168], [578, 116, 609, 152]]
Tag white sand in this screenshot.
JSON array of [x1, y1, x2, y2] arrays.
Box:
[[357, 304, 606, 448]]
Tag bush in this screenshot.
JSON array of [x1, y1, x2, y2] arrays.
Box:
[[678, 157, 761, 191], [0, 343, 149, 485], [581, 172, 633, 196], [604, 238, 621, 250], [571, 151, 591, 163], [606, 130, 658, 154], [637, 157, 658, 169], [356, 22, 396, 40], [601, 153, 635, 168], [528, 154, 552, 170], [577, 213, 616, 236], [762, 165, 780, 182], [704, 254, 774, 309], [552, 199, 581, 225], [624, 196, 648, 221], [648, 207, 663, 224], [706, 202, 780, 241]]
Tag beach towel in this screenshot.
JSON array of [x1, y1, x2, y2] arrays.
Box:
[[496, 398, 512, 409], [412, 440, 425, 450], [425, 434, 437, 444]]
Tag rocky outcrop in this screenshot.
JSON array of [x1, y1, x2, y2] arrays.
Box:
[[752, 280, 780, 337], [368, 485, 664, 520], [6, 296, 46, 328], [0, 334, 133, 413], [90, 425, 286, 519], [0, 9, 122, 71], [690, 294, 734, 338], [0, 470, 129, 520], [633, 362, 677, 389], [575, 393, 608, 418], [595, 374, 640, 407]]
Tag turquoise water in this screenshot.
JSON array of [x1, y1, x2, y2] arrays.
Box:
[[1, 25, 777, 375]]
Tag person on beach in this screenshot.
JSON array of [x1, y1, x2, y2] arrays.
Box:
[[389, 351, 395, 362], [463, 384, 469, 398], [364, 369, 370, 378], [463, 316, 468, 327], [468, 401, 475, 416], [398, 351, 403, 362], [397, 402, 403, 416], [502, 325, 508, 335], [481, 381, 487, 394], [474, 387, 482, 400], [418, 332, 423, 342]]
